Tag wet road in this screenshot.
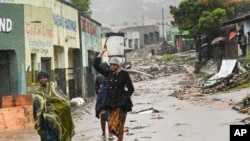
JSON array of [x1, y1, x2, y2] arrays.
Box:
[[0, 73, 248, 141]]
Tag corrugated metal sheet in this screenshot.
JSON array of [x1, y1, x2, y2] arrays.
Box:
[[204, 59, 246, 87]]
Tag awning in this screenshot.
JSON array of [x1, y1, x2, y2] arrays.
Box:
[[221, 14, 250, 26]]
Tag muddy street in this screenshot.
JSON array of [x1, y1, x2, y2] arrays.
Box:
[[0, 72, 249, 141], [71, 73, 249, 141], [0, 50, 249, 141]]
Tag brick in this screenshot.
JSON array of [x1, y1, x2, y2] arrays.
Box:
[[1, 96, 14, 108], [2, 94, 32, 108], [14, 94, 32, 106], [0, 105, 34, 132]]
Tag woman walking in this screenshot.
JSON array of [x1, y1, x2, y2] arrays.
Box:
[[93, 47, 134, 141]]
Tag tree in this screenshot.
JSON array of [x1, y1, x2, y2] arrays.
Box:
[[198, 8, 227, 36], [70, 0, 92, 16], [232, 0, 250, 18], [169, 0, 234, 38]]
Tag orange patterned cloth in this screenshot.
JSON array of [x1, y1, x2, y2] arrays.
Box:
[[108, 108, 127, 136]]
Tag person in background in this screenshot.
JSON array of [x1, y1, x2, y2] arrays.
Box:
[[238, 29, 247, 57], [93, 47, 135, 141], [95, 73, 114, 140], [204, 36, 212, 61], [247, 31, 250, 50], [219, 40, 225, 60], [33, 70, 75, 141], [195, 38, 202, 62]]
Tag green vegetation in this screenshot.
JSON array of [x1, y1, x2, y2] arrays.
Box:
[[226, 80, 250, 94], [225, 73, 250, 92], [70, 0, 92, 16], [236, 80, 250, 89], [169, 0, 248, 39], [237, 54, 250, 66], [243, 54, 250, 62], [161, 54, 177, 62]]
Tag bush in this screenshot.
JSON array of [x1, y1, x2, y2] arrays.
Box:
[[161, 54, 177, 62], [243, 54, 250, 62]]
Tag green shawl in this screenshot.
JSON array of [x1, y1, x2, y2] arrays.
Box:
[[33, 82, 75, 141]]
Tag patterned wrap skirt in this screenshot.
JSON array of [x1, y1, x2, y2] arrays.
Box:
[[108, 108, 127, 136]]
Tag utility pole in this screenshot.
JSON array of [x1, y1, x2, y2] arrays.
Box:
[[142, 15, 144, 26], [162, 8, 165, 42]]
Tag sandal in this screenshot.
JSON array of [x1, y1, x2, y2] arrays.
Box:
[[101, 135, 106, 139], [108, 135, 114, 140]]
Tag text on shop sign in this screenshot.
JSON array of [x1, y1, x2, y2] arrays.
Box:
[[0, 18, 12, 33], [53, 14, 77, 32]]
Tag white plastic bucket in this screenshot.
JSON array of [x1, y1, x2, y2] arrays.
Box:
[[105, 33, 124, 57]]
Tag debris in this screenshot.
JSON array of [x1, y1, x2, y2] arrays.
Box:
[[125, 44, 196, 82], [129, 120, 137, 122], [150, 114, 164, 119], [140, 136, 152, 139], [126, 69, 154, 78], [201, 59, 249, 94], [131, 126, 148, 130], [233, 94, 250, 115], [201, 72, 250, 94], [241, 117, 250, 125], [134, 108, 160, 114], [70, 97, 85, 107]]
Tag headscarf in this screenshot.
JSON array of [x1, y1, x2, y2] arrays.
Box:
[[109, 57, 120, 65], [109, 57, 125, 66]]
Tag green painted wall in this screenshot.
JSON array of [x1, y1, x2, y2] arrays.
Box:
[[80, 17, 102, 67], [0, 4, 26, 94], [0, 4, 25, 57], [170, 26, 190, 47]]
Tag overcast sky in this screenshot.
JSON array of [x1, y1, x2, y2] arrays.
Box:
[[90, 0, 182, 27]]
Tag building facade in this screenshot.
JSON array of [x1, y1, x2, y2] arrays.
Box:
[[0, 4, 26, 106], [0, 0, 102, 106], [80, 15, 102, 97], [222, 14, 250, 57], [120, 25, 160, 49]]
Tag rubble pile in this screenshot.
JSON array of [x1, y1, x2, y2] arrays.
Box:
[[155, 41, 177, 55], [201, 72, 250, 94], [125, 44, 202, 95], [126, 43, 162, 61], [233, 94, 250, 124], [200, 59, 250, 94], [234, 95, 250, 112], [127, 56, 192, 82]]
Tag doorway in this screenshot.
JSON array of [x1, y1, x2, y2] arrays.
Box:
[[0, 50, 18, 107]]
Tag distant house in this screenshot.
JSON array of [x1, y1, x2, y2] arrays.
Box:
[[120, 25, 160, 49], [170, 26, 194, 52], [221, 13, 250, 57]]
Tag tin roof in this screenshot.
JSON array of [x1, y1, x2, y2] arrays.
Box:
[[221, 14, 250, 26]]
